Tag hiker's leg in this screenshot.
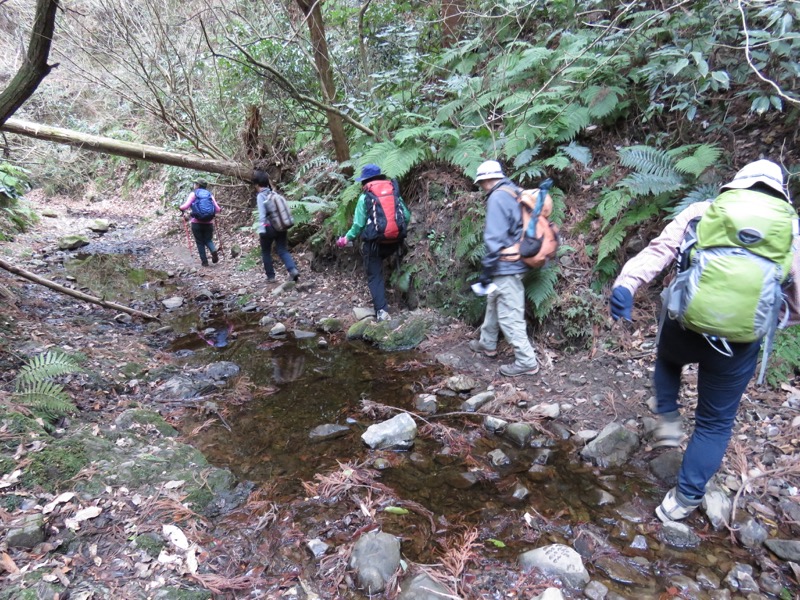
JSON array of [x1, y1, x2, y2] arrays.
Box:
[[494, 274, 537, 368], [479, 281, 500, 351], [191, 223, 209, 264], [362, 241, 387, 312], [205, 224, 218, 254], [677, 338, 759, 499], [259, 231, 276, 279], [653, 318, 696, 415], [274, 231, 297, 273]]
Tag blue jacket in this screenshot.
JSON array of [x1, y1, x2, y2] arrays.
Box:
[[481, 179, 529, 276]]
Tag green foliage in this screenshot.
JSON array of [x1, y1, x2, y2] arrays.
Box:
[[0, 163, 30, 202], [12, 351, 80, 422], [524, 266, 560, 321], [554, 290, 607, 348], [765, 328, 800, 388], [0, 163, 36, 239]]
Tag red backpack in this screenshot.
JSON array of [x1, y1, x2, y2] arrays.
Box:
[[362, 180, 407, 243]]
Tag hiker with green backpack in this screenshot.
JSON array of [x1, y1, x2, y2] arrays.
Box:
[[610, 159, 800, 523]]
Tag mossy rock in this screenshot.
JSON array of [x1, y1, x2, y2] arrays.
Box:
[[58, 235, 90, 250], [132, 532, 165, 558], [115, 409, 178, 438], [88, 218, 111, 232], [151, 588, 212, 600], [317, 317, 344, 333], [21, 437, 89, 493], [346, 313, 431, 351]]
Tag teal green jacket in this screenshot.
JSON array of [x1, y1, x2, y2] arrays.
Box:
[[344, 188, 411, 241]]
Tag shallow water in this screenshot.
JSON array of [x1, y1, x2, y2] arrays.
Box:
[[170, 315, 788, 597]]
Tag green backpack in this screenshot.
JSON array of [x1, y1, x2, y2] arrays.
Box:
[[661, 189, 799, 383]]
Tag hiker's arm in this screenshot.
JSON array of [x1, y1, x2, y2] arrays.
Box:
[[179, 192, 195, 211], [399, 197, 411, 223], [785, 250, 800, 327], [256, 191, 268, 226], [212, 195, 221, 214], [344, 194, 367, 241], [614, 201, 709, 295]]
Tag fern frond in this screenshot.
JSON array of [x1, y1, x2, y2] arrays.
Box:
[[435, 97, 469, 124], [596, 189, 632, 227], [672, 144, 722, 178], [552, 107, 591, 143], [596, 221, 628, 264], [540, 154, 572, 171], [439, 138, 485, 175], [561, 142, 592, 166], [584, 86, 622, 119], [513, 146, 542, 168], [13, 381, 75, 418], [618, 145, 676, 176], [358, 142, 430, 179], [668, 183, 717, 217], [524, 266, 560, 320], [506, 47, 553, 79], [15, 350, 81, 390], [620, 171, 684, 197], [394, 126, 434, 145]]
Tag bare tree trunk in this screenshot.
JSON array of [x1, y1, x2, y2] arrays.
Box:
[[0, 257, 160, 321], [0, 0, 60, 125], [442, 0, 465, 48], [1, 117, 254, 181], [295, 0, 351, 165]]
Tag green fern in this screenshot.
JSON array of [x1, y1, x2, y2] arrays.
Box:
[[12, 350, 80, 421], [669, 183, 718, 217], [15, 351, 81, 390], [357, 141, 430, 179], [672, 144, 722, 178], [596, 189, 632, 228], [524, 265, 560, 320]]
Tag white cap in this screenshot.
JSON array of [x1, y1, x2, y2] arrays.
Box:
[[474, 160, 505, 183], [720, 159, 789, 201]]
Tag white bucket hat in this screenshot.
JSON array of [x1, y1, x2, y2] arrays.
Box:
[[720, 159, 789, 201], [474, 160, 505, 183]]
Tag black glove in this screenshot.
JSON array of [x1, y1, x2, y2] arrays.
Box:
[[478, 269, 493, 287]]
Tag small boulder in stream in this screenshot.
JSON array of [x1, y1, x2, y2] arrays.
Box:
[[580, 422, 639, 467], [518, 543, 590, 589], [346, 311, 433, 351], [362, 413, 417, 450], [58, 234, 90, 250], [349, 530, 401, 593]]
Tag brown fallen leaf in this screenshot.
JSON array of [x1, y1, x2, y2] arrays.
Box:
[[0, 552, 19, 574]]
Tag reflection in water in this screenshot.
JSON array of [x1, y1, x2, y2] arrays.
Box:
[[272, 354, 305, 383]]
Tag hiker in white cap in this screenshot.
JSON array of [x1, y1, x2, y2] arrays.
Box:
[[610, 159, 800, 523], [468, 160, 540, 377]]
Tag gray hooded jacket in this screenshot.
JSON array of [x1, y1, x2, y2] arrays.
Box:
[[481, 178, 529, 276]]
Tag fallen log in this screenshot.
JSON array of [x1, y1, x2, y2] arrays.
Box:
[[1, 117, 254, 181], [0, 257, 160, 322]]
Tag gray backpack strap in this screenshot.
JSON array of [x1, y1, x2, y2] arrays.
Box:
[[757, 294, 790, 385]]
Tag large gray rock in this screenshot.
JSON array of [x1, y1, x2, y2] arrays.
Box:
[[461, 391, 494, 412], [162, 296, 184, 309], [580, 422, 639, 467], [309, 424, 351, 442], [350, 531, 401, 593], [504, 423, 533, 447], [519, 544, 590, 589], [765, 539, 800, 562], [702, 488, 732, 530], [397, 573, 452, 600], [732, 513, 768, 548], [58, 234, 90, 250], [361, 413, 417, 450], [658, 521, 700, 549], [5, 513, 45, 548]]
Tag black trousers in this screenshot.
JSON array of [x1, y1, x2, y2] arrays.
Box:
[[191, 222, 217, 264], [361, 240, 400, 313]]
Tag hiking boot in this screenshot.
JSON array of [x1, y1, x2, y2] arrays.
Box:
[[652, 412, 684, 448], [468, 340, 497, 358], [655, 487, 702, 522], [201, 262, 209, 267], [266, 276, 276, 283], [376, 309, 391, 322], [289, 268, 300, 282], [499, 362, 539, 377], [211, 251, 219, 264]]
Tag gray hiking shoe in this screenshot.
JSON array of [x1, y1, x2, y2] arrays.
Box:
[[376, 309, 391, 322], [655, 487, 702, 522], [652, 413, 684, 448], [468, 340, 497, 358], [499, 362, 540, 377], [289, 268, 300, 282]]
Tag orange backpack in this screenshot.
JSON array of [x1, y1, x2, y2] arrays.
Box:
[[498, 181, 560, 269]]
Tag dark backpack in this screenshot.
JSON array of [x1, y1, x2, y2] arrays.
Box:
[[190, 188, 216, 221], [361, 179, 406, 243], [263, 190, 294, 232]]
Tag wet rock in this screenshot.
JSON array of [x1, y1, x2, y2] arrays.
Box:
[[397, 572, 451, 600], [702, 488, 732, 530], [532, 448, 554, 465], [162, 296, 184, 309], [732, 513, 768, 548], [156, 374, 215, 399], [526, 464, 555, 483], [534, 589, 565, 600], [573, 429, 598, 443], [509, 482, 530, 502], [292, 329, 316, 339], [408, 452, 432, 471], [666, 574, 702, 598], [241, 302, 258, 312], [114, 312, 132, 324], [414, 394, 437, 414], [270, 322, 287, 336], [58, 234, 90, 250], [349, 531, 401, 593], [203, 480, 254, 518], [531, 402, 560, 419], [353, 307, 375, 321], [580, 422, 639, 468], [758, 570, 785, 596], [573, 528, 614, 558], [307, 538, 330, 559], [583, 487, 615, 508], [708, 591, 731, 600], [317, 337, 328, 348], [764, 539, 800, 562], [648, 450, 681, 486], [779, 499, 800, 535], [317, 317, 343, 333], [271, 281, 296, 295], [361, 413, 417, 450], [487, 449, 510, 467], [658, 521, 700, 548], [594, 555, 651, 586], [115, 409, 178, 437], [518, 543, 590, 589], [461, 391, 494, 412], [503, 423, 533, 447], [444, 471, 479, 489], [548, 422, 571, 440], [696, 566, 721, 589], [309, 424, 350, 442], [259, 315, 274, 328], [347, 312, 432, 351], [583, 580, 609, 600], [629, 535, 648, 551], [5, 513, 45, 548], [205, 361, 240, 381], [483, 415, 508, 433], [447, 374, 479, 392], [724, 563, 759, 594]]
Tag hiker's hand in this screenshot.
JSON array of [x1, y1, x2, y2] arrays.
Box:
[[610, 287, 633, 321], [478, 270, 493, 287], [336, 236, 348, 248]]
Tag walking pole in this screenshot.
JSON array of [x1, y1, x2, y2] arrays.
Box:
[[181, 213, 194, 255]]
